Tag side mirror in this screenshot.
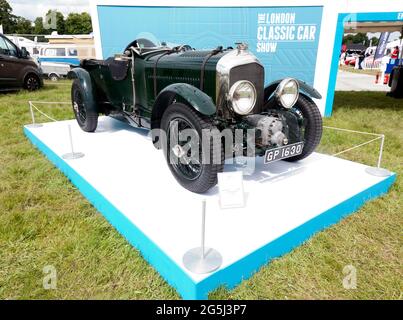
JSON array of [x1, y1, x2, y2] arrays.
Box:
[[21, 47, 29, 58]]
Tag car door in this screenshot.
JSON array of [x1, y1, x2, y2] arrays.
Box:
[[0, 36, 21, 89]]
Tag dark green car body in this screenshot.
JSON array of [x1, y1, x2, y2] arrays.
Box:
[[72, 48, 226, 126], [69, 40, 323, 193]]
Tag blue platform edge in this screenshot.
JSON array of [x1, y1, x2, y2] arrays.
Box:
[[24, 126, 396, 299]]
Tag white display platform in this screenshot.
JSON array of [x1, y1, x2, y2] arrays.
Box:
[[24, 117, 396, 299]]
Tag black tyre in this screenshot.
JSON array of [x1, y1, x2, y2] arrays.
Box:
[[161, 102, 224, 193], [71, 79, 98, 132], [285, 94, 322, 162], [24, 73, 40, 91], [49, 73, 59, 82]]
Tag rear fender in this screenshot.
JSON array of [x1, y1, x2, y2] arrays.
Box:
[[68, 68, 97, 113]]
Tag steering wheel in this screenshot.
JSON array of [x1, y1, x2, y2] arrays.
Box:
[[175, 44, 193, 52], [124, 38, 157, 54]]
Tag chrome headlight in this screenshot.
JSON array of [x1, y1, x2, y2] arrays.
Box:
[[275, 78, 299, 109], [229, 80, 257, 115]]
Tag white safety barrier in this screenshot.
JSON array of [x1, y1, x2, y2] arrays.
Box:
[[323, 126, 390, 177], [27, 101, 85, 160], [27, 101, 391, 175]]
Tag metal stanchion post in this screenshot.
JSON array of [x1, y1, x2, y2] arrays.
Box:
[[365, 134, 391, 177], [26, 102, 43, 128], [183, 199, 222, 274], [62, 125, 85, 160], [201, 199, 206, 259]]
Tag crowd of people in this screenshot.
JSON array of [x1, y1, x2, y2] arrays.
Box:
[[339, 45, 400, 70]]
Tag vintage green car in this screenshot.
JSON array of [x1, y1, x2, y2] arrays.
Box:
[[69, 39, 322, 193]]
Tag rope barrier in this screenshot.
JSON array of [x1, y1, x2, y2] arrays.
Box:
[[27, 101, 386, 168], [322, 125, 385, 167]]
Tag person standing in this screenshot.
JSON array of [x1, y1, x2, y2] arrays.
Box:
[[391, 46, 399, 59]]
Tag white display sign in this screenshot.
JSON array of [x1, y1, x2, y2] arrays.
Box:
[[218, 171, 245, 209]]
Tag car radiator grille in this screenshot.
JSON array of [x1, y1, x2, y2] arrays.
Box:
[[230, 63, 264, 113]]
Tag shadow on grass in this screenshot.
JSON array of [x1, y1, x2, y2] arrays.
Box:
[[333, 91, 403, 112], [0, 85, 60, 96], [0, 89, 20, 95]]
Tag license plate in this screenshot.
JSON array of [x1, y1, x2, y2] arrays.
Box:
[[264, 142, 304, 164]]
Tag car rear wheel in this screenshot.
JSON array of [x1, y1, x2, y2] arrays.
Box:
[[285, 95, 322, 162], [71, 79, 98, 132], [24, 74, 40, 91], [49, 73, 59, 81], [161, 102, 224, 193]]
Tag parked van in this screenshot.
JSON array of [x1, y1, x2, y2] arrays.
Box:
[[36, 44, 94, 66], [0, 33, 43, 91]]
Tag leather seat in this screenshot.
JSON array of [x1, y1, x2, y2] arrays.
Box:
[[105, 57, 130, 81]]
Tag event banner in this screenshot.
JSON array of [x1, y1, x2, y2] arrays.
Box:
[[374, 32, 390, 60], [97, 6, 323, 85]]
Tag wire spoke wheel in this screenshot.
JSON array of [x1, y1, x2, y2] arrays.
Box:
[[71, 79, 98, 132], [73, 90, 87, 123], [168, 117, 202, 181], [161, 102, 224, 193], [285, 95, 322, 162]]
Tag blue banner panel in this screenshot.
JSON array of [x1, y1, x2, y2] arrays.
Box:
[[374, 32, 390, 60], [97, 6, 323, 85]]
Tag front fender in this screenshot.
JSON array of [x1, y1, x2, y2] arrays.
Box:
[[157, 83, 216, 116], [151, 83, 216, 149], [68, 68, 97, 112], [264, 79, 322, 100]]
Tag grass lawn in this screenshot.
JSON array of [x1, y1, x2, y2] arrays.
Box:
[[339, 65, 380, 76], [0, 81, 402, 299]]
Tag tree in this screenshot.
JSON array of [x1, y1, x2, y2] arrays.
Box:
[[65, 12, 92, 35], [33, 17, 51, 35], [370, 37, 379, 47], [0, 0, 93, 36], [352, 33, 367, 45], [44, 10, 66, 34], [13, 16, 33, 34], [343, 33, 372, 46], [342, 34, 355, 45], [0, 0, 33, 34], [0, 0, 16, 33], [55, 11, 66, 35]]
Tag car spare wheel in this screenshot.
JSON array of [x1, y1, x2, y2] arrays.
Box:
[[71, 79, 98, 132], [161, 102, 224, 193], [285, 95, 323, 162]]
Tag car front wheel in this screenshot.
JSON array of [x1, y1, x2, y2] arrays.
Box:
[[285, 95, 322, 162], [161, 102, 224, 193]]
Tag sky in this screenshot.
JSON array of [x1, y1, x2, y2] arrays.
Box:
[[8, 0, 90, 21]]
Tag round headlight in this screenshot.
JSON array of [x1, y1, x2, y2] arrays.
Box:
[[229, 80, 257, 115], [275, 78, 299, 109]]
